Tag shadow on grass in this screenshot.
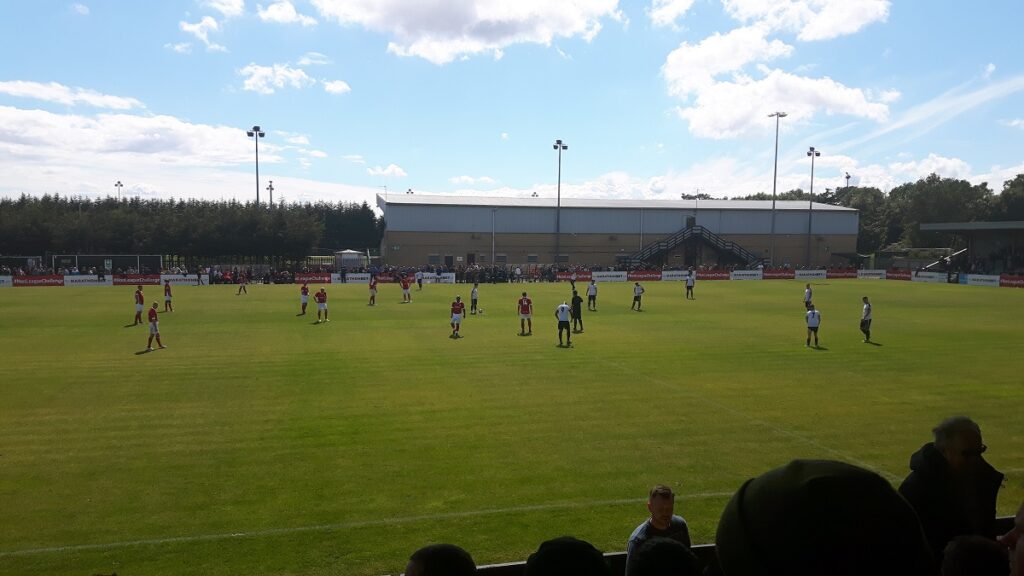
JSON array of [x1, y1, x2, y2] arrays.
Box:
[[134, 349, 152, 355], [866, 341, 883, 347], [123, 324, 137, 328]]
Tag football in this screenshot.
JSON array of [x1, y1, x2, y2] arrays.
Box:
[[478, 309, 484, 315]]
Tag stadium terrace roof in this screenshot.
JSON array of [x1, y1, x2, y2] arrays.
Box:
[[376, 194, 856, 212], [920, 221, 1024, 231]]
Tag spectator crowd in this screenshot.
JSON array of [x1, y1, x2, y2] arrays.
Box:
[[400, 416, 1021, 576]]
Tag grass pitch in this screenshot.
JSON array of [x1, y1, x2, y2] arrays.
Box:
[[0, 279, 1021, 576]]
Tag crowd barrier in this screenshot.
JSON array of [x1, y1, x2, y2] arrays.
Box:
[[1, 271, 1021, 289]]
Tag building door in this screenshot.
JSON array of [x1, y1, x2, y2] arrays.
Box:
[[467, 253, 476, 265], [444, 255, 454, 268]]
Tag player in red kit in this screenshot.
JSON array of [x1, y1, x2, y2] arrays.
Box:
[[146, 302, 165, 351], [237, 272, 248, 295], [163, 280, 173, 312], [400, 275, 412, 303], [133, 285, 145, 325], [368, 276, 378, 306], [299, 283, 309, 315], [450, 295, 466, 338], [517, 291, 533, 336], [315, 288, 329, 323]]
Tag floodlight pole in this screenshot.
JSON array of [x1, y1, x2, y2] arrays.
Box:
[[267, 180, 274, 206], [246, 125, 265, 204], [806, 146, 821, 267], [768, 111, 787, 266], [553, 139, 567, 266], [115, 180, 123, 200]]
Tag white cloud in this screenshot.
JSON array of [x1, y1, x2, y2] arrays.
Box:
[[367, 164, 407, 177], [238, 63, 315, 94], [676, 69, 890, 139], [323, 79, 351, 94], [274, 131, 310, 145], [450, 175, 498, 186], [257, 1, 317, 26], [164, 42, 193, 54], [71, 3, 89, 15], [721, 0, 890, 41], [0, 104, 279, 169], [310, 0, 625, 65], [648, 0, 696, 28], [0, 81, 143, 110], [201, 0, 245, 18], [342, 154, 366, 164], [984, 63, 996, 79], [1002, 119, 1024, 129], [889, 153, 972, 180], [180, 16, 227, 52], [297, 51, 331, 66], [663, 25, 793, 97], [308, 150, 328, 158], [500, 132, 509, 140]]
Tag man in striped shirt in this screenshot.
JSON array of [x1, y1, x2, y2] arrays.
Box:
[[860, 296, 872, 343]]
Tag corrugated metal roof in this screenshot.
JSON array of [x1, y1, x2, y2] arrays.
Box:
[[377, 194, 855, 212]]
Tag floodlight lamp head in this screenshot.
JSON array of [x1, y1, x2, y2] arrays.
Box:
[[258, 132, 265, 138], [246, 131, 254, 137]]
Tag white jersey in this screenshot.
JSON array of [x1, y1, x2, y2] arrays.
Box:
[[415, 271, 423, 281], [471, 287, 478, 299], [634, 285, 644, 297], [556, 303, 571, 322], [686, 274, 695, 287], [806, 309, 821, 328], [587, 283, 597, 296], [804, 288, 812, 303], [862, 303, 872, 321]]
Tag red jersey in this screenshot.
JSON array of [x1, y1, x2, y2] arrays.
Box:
[[451, 301, 465, 315], [147, 308, 158, 323], [401, 278, 410, 289], [164, 284, 171, 297], [369, 278, 378, 290], [315, 291, 327, 304], [135, 289, 144, 305], [301, 286, 309, 296], [518, 297, 532, 314]]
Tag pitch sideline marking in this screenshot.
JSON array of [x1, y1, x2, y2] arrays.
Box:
[[0, 491, 735, 558], [598, 358, 903, 483]]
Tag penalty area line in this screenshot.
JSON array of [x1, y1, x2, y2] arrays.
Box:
[[0, 491, 734, 558]]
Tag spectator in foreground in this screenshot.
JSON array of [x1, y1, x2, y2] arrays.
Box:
[[404, 543, 476, 576], [626, 485, 692, 575], [940, 535, 1009, 576], [525, 536, 610, 576], [899, 416, 1004, 558], [997, 501, 1024, 576], [715, 459, 934, 576], [629, 536, 700, 576]]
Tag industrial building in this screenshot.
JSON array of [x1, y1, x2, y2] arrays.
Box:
[[377, 194, 858, 268]]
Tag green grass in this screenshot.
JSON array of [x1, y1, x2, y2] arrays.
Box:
[[0, 279, 1021, 576]]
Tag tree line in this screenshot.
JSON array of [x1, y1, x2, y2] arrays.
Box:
[[0, 196, 384, 259], [2, 172, 1021, 259], [727, 173, 1024, 254]]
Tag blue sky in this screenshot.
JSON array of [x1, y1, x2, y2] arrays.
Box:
[[1, 0, 1022, 207]]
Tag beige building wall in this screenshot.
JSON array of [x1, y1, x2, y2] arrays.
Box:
[[383, 231, 856, 268]]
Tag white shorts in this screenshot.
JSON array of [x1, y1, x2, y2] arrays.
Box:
[[451, 314, 462, 324], [165, 296, 171, 302], [369, 289, 377, 296], [519, 313, 532, 320], [136, 304, 143, 312], [301, 296, 308, 304], [149, 322, 159, 334], [318, 303, 326, 311], [403, 288, 410, 295]]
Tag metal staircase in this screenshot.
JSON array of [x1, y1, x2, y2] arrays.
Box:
[[625, 225, 760, 267]]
